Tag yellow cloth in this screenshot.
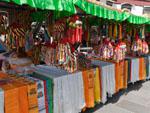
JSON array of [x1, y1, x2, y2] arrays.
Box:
[[94, 67, 101, 103]]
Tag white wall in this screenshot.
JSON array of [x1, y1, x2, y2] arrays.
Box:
[[112, 4, 122, 9], [131, 5, 144, 16]]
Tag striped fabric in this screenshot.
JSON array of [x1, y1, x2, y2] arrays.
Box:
[[0, 88, 4, 113], [29, 73, 53, 113], [33, 65, 85, 113], [92, 60, 115, 103]]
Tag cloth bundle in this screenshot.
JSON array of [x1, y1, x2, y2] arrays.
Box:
[[92, 60, 115, 103]]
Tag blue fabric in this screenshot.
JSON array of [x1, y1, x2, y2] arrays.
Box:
[[44, 30, 50, 42], [0, 42, 6, 53]]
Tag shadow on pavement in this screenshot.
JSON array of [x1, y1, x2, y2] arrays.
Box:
[[82, 81, 144, 113]]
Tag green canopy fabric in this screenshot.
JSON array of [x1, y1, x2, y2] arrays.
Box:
[[75, 0, 130, 21], [74, 0, 150, 24], [127, 14, 150, 24], [1, 0, 150, 24], [1, 0, 76, 13]]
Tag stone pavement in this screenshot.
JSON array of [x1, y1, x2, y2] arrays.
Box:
[[84, 81, 150, 113]]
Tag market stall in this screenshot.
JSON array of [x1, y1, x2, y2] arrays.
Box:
[[0, 0, 150, 113]]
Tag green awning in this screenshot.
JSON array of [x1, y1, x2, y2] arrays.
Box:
[[1, 0, 76, 13], [75, 0, 130, 21], [74, 0, 150, 24], [1, 0, 150, 25], [127, 14, 150, 24]]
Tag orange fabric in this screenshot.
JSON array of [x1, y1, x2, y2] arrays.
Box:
[[0, 82, 20, 113], [139, 58, 146, 81], [0, 74, 38, 113], [124, 61, 128, 89], [9, 78, 29, 113], [115, 61, 128, 92], [26, 50, 33, 57], [82, 69, 95, 108], [11, 76, 38, 113], [0, 72, 8, 78]]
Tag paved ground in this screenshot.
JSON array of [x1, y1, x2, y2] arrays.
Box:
[[84, 80, 150, 113]]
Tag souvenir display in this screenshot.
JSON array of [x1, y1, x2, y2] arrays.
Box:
[[113, 41, 127, 62], [0, 1, 150, 113], [98, 38, 114, 59]]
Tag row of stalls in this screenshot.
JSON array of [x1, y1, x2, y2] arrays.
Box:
[[0, 0, 150, 113]]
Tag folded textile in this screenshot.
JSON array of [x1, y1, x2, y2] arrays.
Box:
[[0, 88, 4, 113], [33, 65, 85, 113], [92, 60, 115, 103], [82, 69, 95, 108]]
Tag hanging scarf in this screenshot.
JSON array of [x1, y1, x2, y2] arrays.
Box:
[[142, 25, 145, 39], [113, 24, 118, 39], [109, 24, 112, 38], [119, 24, 122, 39]]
